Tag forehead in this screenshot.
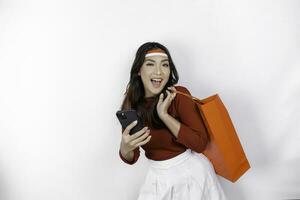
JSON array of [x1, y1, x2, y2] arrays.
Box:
[[144, 55, 169, 62]]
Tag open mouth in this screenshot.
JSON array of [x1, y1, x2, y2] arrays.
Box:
[[151, 78, 162, 88]]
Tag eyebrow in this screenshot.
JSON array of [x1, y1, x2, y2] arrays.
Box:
[[145, 59, 169, 62]]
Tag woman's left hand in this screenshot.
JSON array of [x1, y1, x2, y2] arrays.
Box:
[[157, 86, 177, 120]]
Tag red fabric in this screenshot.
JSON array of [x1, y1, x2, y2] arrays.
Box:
[[119, 85, 209, 165]]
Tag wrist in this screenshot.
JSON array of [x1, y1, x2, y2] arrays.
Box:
[[160, 113, 170, 122], [120, 147, 134, 162], [120, 144, 129, 156]]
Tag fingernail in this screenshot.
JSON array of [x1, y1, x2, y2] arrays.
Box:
[[134, 120, 137, 124]]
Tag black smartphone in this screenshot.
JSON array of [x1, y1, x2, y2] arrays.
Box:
[[116, 109, 144, 135]]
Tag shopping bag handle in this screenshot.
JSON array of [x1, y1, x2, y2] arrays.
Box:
[[173, 90, 204, 105]]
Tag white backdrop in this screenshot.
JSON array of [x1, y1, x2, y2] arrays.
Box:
[[0, 0, 299, 199]]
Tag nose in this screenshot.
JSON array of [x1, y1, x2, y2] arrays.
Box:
[[155, 65, 162, 75]]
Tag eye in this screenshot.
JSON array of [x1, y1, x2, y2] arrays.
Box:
[[163, 63, 169, 67], [146, 63, 154, 66]]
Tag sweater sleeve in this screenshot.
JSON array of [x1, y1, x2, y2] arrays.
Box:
[[119, 128, 140, 165], [172, 86, 209, 153]]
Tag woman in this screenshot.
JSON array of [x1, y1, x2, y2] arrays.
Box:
[[118, 42, 227, 200]]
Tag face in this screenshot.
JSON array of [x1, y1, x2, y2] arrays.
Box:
[[138, 55, 171, 97]]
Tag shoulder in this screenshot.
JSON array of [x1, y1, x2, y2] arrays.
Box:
[[170, 85, 195, 119], [169, 85, 193, 118], [172, 85, 193, 107], [174, 85, 191, 95]]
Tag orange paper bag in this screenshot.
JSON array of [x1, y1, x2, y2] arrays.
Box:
[[175, 91, 250, 182]]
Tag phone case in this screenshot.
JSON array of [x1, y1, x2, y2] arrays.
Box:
[[116, 109, 144, 135]]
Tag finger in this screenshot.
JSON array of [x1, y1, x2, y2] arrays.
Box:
[[167, 86, 176, 93], [130, 126, 148, 140], [166, 90, 172, 101], [123, 120, 138, 135], [166, 89, 176, 102], [172, 86, 177, 93], [172, 88, 177, 97], [171, 92, 176, 100], [166, 90, 171, 97], [132, 129, 150, 145], [158, 93, 164, 104], [135, 135, 152, 147]]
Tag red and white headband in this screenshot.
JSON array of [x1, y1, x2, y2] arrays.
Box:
[[145, 49, 168, 58]]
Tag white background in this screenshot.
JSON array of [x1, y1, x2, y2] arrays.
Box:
[[0, 0, 299, 199]]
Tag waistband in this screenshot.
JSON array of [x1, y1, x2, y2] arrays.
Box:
[[147, 149, 192, 169]]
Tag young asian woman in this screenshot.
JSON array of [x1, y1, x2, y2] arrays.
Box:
[[118, 42, 227, 200]]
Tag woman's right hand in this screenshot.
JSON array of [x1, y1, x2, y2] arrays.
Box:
[[120, 120, 152, 155]]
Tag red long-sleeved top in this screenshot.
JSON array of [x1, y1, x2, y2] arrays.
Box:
[[119, 85, 209, 165]]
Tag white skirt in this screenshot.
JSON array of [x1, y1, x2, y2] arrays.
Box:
[[137, 149, 227, 200]]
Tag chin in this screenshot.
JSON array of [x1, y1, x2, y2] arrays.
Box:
[[150, 86, 165, 94], [145, 82, 167, 96]]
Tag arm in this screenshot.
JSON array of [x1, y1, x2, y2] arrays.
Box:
[[167, 86, 209, 153], [119, 127, 140, 165], [160, 114, 180, 138]]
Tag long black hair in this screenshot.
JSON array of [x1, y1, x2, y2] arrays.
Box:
[[120, 42, 179, 129]]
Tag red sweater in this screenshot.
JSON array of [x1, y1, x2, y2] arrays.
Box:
[[119, 85, 209, 165]]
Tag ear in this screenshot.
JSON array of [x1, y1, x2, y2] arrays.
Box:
[[138, 71, 141, 76]]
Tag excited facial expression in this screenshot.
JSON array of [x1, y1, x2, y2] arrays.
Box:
[[138, 55, 170, 98]]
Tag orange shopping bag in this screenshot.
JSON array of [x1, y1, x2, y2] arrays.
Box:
[[175, 91, 250, 182]]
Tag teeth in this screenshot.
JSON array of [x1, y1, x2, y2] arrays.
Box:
[[151, 78, 162, 87], [151, 78, 162, 82]]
